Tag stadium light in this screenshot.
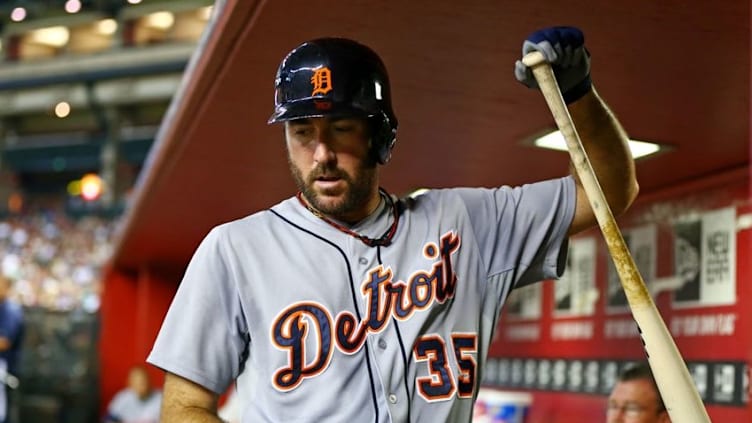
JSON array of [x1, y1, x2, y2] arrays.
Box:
[[198, 6, 213, 20], [65, 0, 82, 14], [11, 7, 27, 22], [55, 102, 71, 118], [80, 174, 104, 201], [145, 11, 175, 30], [29, 26, 70, 48], [96, 19, 118, 35]]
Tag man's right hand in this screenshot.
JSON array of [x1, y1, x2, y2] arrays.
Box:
[[514, 26, 592, 104]]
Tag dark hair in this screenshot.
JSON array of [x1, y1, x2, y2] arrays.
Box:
[[618, 362, 666, 412]]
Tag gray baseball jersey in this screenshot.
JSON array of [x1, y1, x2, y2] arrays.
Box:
[[148, 176, 575, 422]]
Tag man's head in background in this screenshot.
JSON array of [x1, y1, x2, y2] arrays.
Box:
[[607, 362, 671, 423], [128, 365, 154, 400]]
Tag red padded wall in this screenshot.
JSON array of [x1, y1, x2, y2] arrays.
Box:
[[485, 168, 751, 422]]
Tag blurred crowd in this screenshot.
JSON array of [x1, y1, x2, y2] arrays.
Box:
[[0, 207, 119, 423], [0, 211, 117, 313]]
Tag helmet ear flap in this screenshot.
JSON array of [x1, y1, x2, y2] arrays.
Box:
[[369, 113, 397, 164]]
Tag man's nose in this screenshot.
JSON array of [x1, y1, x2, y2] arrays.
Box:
[[312, 133, 336, 164]]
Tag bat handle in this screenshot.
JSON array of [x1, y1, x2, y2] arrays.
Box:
[[521, 50, 711, 423], [521, 50, 548, 68]]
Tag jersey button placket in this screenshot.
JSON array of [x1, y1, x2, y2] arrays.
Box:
[[388, 393, 398, 404], [377, 339, 387, 349]]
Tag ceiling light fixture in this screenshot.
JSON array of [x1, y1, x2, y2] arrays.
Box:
[[198, 6, 214, 20], [55, 101, 71, 118], [531, 130, 667, 159], [96, 19, 118, 35], [29, 26, 71, 48], [145, 11, 175, 30]]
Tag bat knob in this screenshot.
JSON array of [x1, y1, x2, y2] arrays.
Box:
[[521, 51, 547, 68]]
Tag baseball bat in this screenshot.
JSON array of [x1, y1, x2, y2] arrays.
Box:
[[522, 51, 710, 422]]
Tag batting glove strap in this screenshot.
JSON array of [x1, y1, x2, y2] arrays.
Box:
[[560, 73, 592, 104], [514, 26, 593, 104]]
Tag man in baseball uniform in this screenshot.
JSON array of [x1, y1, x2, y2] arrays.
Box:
[[148, 26, 639, 422]]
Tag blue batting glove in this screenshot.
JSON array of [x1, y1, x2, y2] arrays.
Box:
[[514, 26, 592, 104]]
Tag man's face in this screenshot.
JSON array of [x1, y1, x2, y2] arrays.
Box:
[[128, 368, 151, 399], [607, 379, 670, 423], [285, 116, 379, 223]]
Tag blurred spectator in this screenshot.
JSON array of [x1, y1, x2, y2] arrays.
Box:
[[0, 212, 116, 313], [104, 365, 162, 423], [606, 362, 671, 423], [0, 274, 24, 423]]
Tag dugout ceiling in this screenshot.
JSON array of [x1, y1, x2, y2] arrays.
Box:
[[109, 0, 750, 271]]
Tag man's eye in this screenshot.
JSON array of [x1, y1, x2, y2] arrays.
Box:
[[334, 125, 355, 132]]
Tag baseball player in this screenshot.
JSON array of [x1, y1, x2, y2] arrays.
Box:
[[148, 26, 638, 422]]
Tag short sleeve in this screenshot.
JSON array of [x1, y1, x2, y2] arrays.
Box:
[[147, 227, 249, 394], [455, 176, 575, 286]]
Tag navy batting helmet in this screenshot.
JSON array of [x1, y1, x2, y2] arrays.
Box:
[[268, 38, 398, 164]]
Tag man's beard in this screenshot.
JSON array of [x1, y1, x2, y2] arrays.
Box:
[[289, 158, 378, 221]]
